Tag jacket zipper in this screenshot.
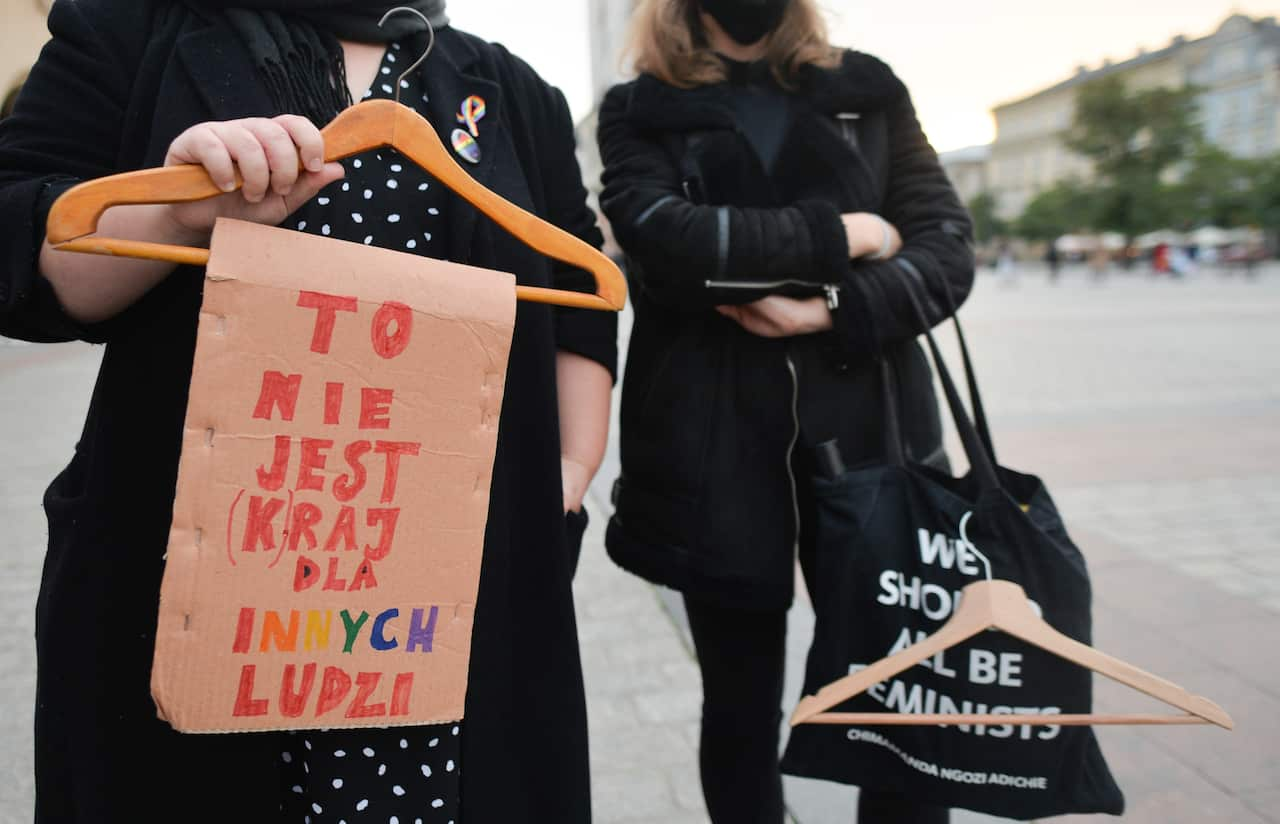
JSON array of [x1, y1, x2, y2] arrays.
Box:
[[704, 278, 826, 291], [784, 353, 802, 555]]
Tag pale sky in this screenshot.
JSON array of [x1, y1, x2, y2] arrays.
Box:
[[449, 1, 1280, 153]]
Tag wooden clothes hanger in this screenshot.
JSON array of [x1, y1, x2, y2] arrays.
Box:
[[790, 577, 1234, 730], [44, 10, 626, 313], [787, 278, 1234, 733]]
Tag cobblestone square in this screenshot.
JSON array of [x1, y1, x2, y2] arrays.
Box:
[[2, 265, 1277, 822]]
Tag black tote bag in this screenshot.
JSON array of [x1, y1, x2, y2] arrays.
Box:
[[780, 285, 1125, 820]]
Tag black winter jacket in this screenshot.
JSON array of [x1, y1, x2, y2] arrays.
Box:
[[599, 52, 974, 610], [0, 3, 612, 821]]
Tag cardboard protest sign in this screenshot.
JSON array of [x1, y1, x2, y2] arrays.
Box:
[[152, 218, 516, 733]]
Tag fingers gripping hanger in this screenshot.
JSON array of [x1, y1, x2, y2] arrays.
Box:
[[44, 8, 626, 313], [790, 283, 1233, 732]]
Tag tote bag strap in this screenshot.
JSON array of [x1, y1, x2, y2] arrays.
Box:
[[933, 268, 997, 464], [878, 354, 907, 467], [895, 257, 996, 464], [896, 274, 1002, 493]]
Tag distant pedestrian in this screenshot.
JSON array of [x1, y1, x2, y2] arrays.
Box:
[[1200, 243, 1220, 273], [996, 239, 1016, 285], [1122, 242, 1138, 271], [1046, 240, 1061, 283], [1089, 244, 1110, 280], [1168, 246, 1194, 278], [1245, 242, 1264, 279], [598, 1, 970, 822], [1152, 242, 1170, 275]]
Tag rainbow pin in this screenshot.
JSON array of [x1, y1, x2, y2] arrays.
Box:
[[451, 128, 480, 164], [456, 94, 487, 137]]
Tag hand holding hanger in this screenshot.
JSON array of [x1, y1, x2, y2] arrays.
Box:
[[46, 103, 626, 313], [163, 115, 346, 239], [39, 115, 346, 325], [45, 7, 626, 314]]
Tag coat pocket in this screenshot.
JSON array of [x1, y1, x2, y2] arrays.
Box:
[[36, 450, 90, 636], [42, 450, 88, 551]]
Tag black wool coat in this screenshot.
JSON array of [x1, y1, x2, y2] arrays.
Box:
[[0, 2, 614, 821], [598, 52, 975, 610]]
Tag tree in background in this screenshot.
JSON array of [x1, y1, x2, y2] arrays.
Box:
[[967, 192, 1005, 244], [1016, 181, 1095, 241], [1064, 76, 1203, 239], [1250, 156, 1280, 237], [1165, 147, 1280, 241], [1005, 75, 1280, 248]]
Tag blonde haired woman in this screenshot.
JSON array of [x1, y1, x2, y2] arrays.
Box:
[[598, 1, 972, 821]]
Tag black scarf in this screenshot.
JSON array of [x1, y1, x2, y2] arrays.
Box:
[[186, 1, 449, 125]]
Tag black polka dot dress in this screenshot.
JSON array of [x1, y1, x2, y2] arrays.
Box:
[[280, 725, 462, 824], [291, 41, 449, 259], [278, 41, 461, 823]]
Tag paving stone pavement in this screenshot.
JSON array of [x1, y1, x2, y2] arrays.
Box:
[[0, 342, 99, 824], [573, 492, 708, 824], [3, 265, 1279, 822], [589, 265, 1280, 824]]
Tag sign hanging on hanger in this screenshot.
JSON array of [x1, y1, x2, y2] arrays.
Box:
[[151, 218, 516, 733]]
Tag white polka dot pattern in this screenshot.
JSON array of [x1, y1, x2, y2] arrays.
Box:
[[287, 39, 448, 266], [280, 725, 461, 823]]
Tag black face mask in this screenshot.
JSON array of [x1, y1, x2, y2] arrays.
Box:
[[700, 0, 791, 46]]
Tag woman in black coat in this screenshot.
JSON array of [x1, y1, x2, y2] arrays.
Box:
[[0, 1, 614, 821], [598, 1, 973, 822]]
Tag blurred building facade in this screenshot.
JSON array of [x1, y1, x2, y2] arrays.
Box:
[[937, 144, 990, 207], [588, 0, 635, 105], [1, 0, 52, 113], [1193, 14, 1280, 159], [576, 0, 635, 255], [961, 13, 1280, 221]]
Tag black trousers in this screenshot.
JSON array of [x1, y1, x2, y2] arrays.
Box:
[[683, 595, 950, 824]]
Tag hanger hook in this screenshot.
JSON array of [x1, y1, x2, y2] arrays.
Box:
[[377, 6, 437, 107], [958, 511, 992, 583]]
